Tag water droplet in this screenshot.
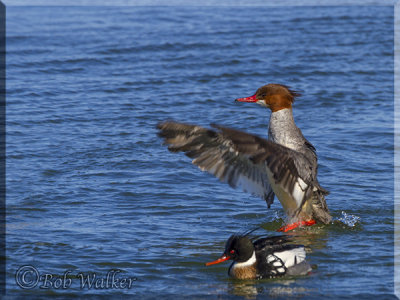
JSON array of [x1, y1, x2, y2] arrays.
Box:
[[338, 211, 360, 227]]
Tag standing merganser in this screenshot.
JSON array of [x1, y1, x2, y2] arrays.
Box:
[[205, 234, 312, 279], [157, 83, 331, 231]]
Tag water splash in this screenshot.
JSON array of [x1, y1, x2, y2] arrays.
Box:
[[338, 211, 360, 227], [271, 210, 281, 222]]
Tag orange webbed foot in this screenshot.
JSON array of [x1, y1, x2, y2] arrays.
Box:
[[277, 219, 316, 232]]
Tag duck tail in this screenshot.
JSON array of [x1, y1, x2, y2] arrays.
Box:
[[312, 190, 332, 224]]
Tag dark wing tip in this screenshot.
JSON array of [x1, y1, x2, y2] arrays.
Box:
[[156, 121, 172, 138], [156, 121, 164, 129], [156, 120, 175, 133]]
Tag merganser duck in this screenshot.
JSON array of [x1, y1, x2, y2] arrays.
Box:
[[205, 234, 312, 279], [157, 83, 331, 231]]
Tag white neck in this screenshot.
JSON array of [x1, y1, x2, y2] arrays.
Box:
[[269, 108, 295, 129], [268, 108, 303, 150]]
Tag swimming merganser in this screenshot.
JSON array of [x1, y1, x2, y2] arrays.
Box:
[[157, 83, 331, 231], [205, 234, 312, 279]]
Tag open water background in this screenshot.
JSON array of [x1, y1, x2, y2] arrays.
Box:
[[6, 5, 394, 298]]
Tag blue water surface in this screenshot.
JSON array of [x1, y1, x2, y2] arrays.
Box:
[[6, 5, 394, 298]]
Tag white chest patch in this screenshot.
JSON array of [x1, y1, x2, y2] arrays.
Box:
[[229, 251, 256, 275]]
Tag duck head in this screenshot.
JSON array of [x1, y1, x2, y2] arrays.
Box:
[[205, 235, 254, 266], [235, 83, 301, 112]]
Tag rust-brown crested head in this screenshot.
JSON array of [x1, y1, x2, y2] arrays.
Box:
[[236, 83, 301, 112]]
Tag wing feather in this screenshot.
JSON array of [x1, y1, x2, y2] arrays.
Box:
[[157, 121, 319, 212], [158, 121, 274, 202]]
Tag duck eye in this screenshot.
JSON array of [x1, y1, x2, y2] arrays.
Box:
[[230, 250, 235, 254]]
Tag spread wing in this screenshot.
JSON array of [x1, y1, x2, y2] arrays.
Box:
[[157, 121, 318, 212], [157, 121, 275, 206]]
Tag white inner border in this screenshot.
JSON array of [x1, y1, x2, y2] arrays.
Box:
[[4, 0, 398, 297], [2, 0, 397, 6], [395, 2, 399, 298]]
